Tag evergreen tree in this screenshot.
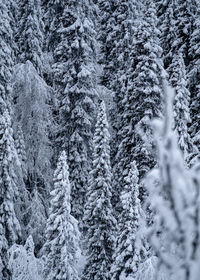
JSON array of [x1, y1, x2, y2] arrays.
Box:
[[44, 151, 80, 280], [114, 1, 163, 208], [159, 0, 197, 73], [45, 0, 99, 220], [170, 53, 195, 160], [111, 161, 147, 280], [0, 0, 15, 104], [16, 0, 45, 76], [98, 0, 141, 157], [96, 0, 117, 88], [0, 109, 21, 280], [83, 101, 116, 280]]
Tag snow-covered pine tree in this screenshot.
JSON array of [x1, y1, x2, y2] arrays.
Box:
[[46, 0, 99, 221], [98, 0, 141, 155], [170, 52, 195, 160], [114, 0, 163, 208], [0, 108, 21, 280], [130, 0, 163, 176], [96, 0, 117, 88], [159, 0, 197, 73], [111, 161, 148, 280], [16, 0, 45, 76], [0, 0, 15, 104], [82, 100, 116, 280], [43, 151, 80, 280]]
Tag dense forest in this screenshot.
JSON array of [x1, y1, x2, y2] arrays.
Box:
[[0, 0, 200, 279]]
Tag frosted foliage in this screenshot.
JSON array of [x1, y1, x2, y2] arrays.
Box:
[[115, 0, 163, 200], [146, 81, 200, 280], [83, 101, 116, 280], [0, 0, 14, 92], [0, 109, 21, 279], [26, 189, 47, 252], [17, 0, 45, 75], [135, 256, 170, 280], [169, 53, 194, 160], [8, 237, 44, 280], [11, 61, 53, 190], [48, 0, 98, 220], [14, 125, 27, 180], [44, 151, 80, 280], [111, 161, 148, 279]]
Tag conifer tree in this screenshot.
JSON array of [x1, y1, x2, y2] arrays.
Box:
[[111, 161, 147, 280], [0, 0, 15, 104], [0, 108, 21, 280], [83, 101, 116, 280], [159, 0, 197, 73], [45, 0, 99, 220], [170, 53, 195, 160], [98, 0, 141, 152], [114, 1, 163, 207], [16, 0, 45, 76], [44, 151, 80, 280]]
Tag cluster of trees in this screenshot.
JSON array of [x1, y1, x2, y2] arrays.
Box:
[[0, 0, 200, 279]]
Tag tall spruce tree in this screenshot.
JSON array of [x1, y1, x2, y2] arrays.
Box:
[[44, 151, 80, 280], [159, 0, 198, 73], [0, 0, 15, 104], [111, 161, 148, 280], [16, 0, 45, 76], [0, 108, 21, 280], [100, 0, 141, 148], [45, 0, 99, 220], [170, 53, 195, 160], [114, 1, 163, 208], [83, 100, 116, 280]]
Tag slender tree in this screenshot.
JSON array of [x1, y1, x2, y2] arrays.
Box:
[[0, 109, 21, 280], [44, 151, 80, 280], [114, 1, 163, 209], [111, 161, 147, 280], [45, 0, 99, 220], [170, 53, 195, 160], [16, 0, 45, 76], [83, 101, 116, 280]]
